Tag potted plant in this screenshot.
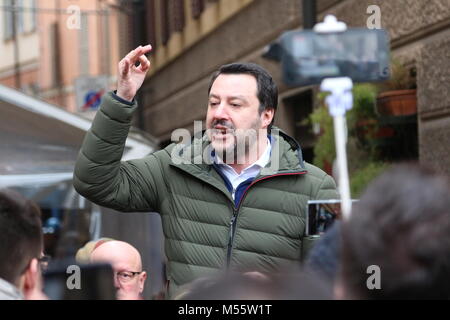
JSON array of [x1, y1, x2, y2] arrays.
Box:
[[376, 59, 417, 116]]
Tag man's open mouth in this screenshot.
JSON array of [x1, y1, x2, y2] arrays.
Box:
[[212, 126, 233, 137]]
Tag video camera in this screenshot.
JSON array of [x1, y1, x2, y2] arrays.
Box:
[[266, 28, 390, 86]]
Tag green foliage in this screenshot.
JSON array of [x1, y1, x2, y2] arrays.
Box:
[[308, 60, 416, 197], [309, 83, 390, 196], [377, 59, 416, 92], [310, 94, 335, 169], [347, 83, 378, 129], [348, 83, 380, 156], [350, 161, 390, 197], [309, 84, 379, 168]]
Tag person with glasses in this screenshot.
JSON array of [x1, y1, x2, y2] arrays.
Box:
[[0, 189, 48, 300], [90, 240, 147, 300]]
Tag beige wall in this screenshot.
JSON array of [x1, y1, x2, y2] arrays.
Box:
[[150, 0, 255, 74], [0, 68, 38, 88], [143, 0, 303, 141], [38, 0, 124, 112], [0, 0, 39, 89], [0, 0, 125, 111], [0, 33, 39, 73]]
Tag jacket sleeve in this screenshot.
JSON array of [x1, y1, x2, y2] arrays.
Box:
[[314, 174, 339, 200], [73, 91, 163, 212]]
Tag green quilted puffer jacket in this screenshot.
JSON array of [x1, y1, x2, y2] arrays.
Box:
[[73, 92, 338, 298]]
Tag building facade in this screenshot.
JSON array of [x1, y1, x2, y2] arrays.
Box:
[[0, 0, 39, 94], [141, 0, 450, 175], [0, 0, 134, 113]]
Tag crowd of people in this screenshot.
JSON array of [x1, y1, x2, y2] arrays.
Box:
[[1, 45, 449, 300], [2, 163, 449, 300]]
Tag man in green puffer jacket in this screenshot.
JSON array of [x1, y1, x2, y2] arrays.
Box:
[[73, 45, 339, 298]]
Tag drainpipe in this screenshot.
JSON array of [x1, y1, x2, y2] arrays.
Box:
[[11, 0, 21, 89], [132, 0, 147, 131]]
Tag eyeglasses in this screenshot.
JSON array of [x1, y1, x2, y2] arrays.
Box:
[[115, 271, 143, 284], [21, 254, 51, 275], [38, 255, 51, 271]]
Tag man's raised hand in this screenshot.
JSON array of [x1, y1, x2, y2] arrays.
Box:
[[116, 44, 152, 102]]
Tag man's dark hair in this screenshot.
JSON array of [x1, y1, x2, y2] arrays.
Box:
[[176, 270, 331, 300], [340, 164, 450, 299], [0, 189, 43, 284], [208, 63, 278, 127]]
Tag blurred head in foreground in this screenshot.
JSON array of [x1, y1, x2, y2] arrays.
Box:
[[90, 240, 147, 300], [337, 164, 450, 299], [75, 237, 114, 264], [175, 268, 332, 300], [0, 189, 47, 300]]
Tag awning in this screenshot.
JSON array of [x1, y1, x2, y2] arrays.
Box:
[[0, 84, 158, 207]]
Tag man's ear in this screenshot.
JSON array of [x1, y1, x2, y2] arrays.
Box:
[[334, 278, 346, 300], [21, 258, 47, 300], [139, 271, 147, 293], [261, 108, 275, 129], [23, 258, 39, 293]]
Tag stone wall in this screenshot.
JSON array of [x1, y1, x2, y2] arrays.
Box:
[[142, 0, 450, 173], [417, 35, 450, 175], [143, 0, 302, 140]]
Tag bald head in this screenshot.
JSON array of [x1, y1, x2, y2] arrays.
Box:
[[90, 240, 146, 300], [90, 240, 142, 271]]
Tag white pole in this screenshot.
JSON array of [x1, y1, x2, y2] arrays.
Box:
[[333, 115, 352, 219], [321, 76, 354, 220], [316, 15, 353, 220]]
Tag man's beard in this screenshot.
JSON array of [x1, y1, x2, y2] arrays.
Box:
[[209, 117, 262, 165]]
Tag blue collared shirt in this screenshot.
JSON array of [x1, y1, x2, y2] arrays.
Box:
[[213, 137, 271, 206]]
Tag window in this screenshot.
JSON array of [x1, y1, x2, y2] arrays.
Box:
[[28, 0, 37, 32], [170, 0, 185, 33], [145, 0, 157, 50], [160, 0, 170, 45], [49, 22, 62, 87], [4, 0, 14, 40], [191, 0, 218, 19], [191, 0, 204, 19], [3, 0, 31, 39], [16, 0, 24, 33], [283, 90, 315, 163]]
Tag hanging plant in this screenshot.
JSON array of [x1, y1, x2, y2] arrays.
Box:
[[376, 59, 417, 116]]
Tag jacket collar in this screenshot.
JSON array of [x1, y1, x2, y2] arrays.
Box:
[[0, 277, 23, 300], [168, 127, 306, 190]]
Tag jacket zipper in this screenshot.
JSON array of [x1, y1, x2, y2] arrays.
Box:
[[225, 171, 307, 268], [226, 207, 238, 267]]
